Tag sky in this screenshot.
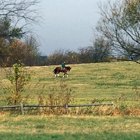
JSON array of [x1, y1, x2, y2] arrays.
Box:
[[35, 0, 106, 55]]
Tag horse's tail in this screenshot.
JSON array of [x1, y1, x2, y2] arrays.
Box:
[[53, 68, 56, 74]]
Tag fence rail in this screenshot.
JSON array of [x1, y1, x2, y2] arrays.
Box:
[[0, 102, 114, 115]]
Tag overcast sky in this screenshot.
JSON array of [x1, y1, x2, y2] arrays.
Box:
[[35, 0, 106, 55]]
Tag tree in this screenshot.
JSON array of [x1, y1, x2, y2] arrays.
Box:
[[124, 0, 140, 25], [0, 17, 23, 40], [78, 37, 111, 63], [78, 46, 94, 63], [65, 51, 80, 64], [0, 0, 41, 66], [95, 0, 140, 62], [24, 35, 41, 65], [92, 37, 112, 62], [0, 0, 41, 38], [5, 63, 34, 105], [6, 40, 27, 66], [46, 49, 69, 65], [5, 37, 41, 66], [45, 49, 80, 65]]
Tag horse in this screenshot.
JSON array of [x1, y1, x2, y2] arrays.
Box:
[[65, 66, 71, 71], [53, 66, 71, 77]]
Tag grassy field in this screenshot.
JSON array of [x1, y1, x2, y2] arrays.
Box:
[[0, 115, 140, 140], [1, 61, 140, 104], [0, 61, 140, 139]]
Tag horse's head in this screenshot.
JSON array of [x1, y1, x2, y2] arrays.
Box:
[[66, 66, 71, 71]]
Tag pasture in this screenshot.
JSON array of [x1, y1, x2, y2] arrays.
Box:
[[1, 61, 140, 105], [0, 61, 140, 139], [0, 115, 140, 140]]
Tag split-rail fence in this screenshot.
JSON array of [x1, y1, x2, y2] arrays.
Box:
[[0, 102, 114, 115]]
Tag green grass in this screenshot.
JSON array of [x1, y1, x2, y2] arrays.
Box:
[[0, 115, 140, 140], [0, 62, 140, 139], [1, 132, 140, 140], [0, 61, 140, 105]]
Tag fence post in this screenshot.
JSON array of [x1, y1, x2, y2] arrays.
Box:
[[66, 104, 68, 114], [20, 103, 24, 115]]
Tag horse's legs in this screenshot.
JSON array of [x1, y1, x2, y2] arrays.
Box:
[[63, 73, 68, 78], [55, 72, 59, 77]]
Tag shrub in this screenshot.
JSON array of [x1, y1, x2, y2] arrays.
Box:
[[3, 62, 34, 105]]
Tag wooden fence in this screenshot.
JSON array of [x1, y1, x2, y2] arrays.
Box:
[[0, 102, 114, 115]]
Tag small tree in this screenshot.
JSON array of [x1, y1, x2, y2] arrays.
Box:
[[6, 62, 34, 105]]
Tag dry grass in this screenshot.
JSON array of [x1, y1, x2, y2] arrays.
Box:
[[0, 61, 140, 116], [0, 115, 140, 135]]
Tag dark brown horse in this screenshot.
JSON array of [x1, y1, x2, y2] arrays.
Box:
[[53, 66, 71, 77], [65, 66, 71, 71]]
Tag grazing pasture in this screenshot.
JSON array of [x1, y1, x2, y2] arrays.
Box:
[[0, 61, 140, 105], [0, 61, 140, 139], [0, 115, 140, 140]]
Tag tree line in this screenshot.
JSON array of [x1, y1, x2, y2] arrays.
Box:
[[0, 0, 139, 66]]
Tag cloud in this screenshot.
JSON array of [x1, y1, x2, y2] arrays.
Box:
[[36, 0, 102, 55]]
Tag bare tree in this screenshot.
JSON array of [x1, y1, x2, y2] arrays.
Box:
[[46, 49, 67, 65], [0, 0, 41, 66], [45, 49, 80, 65], [23, 35, 41, 65], [78, 46, 94, 63], [92, 37, 112, 62], [95, 0, 140, 62], [0, 0, 41, 38], [78, 37, 111, 63], [66, 51, 80, 64]]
